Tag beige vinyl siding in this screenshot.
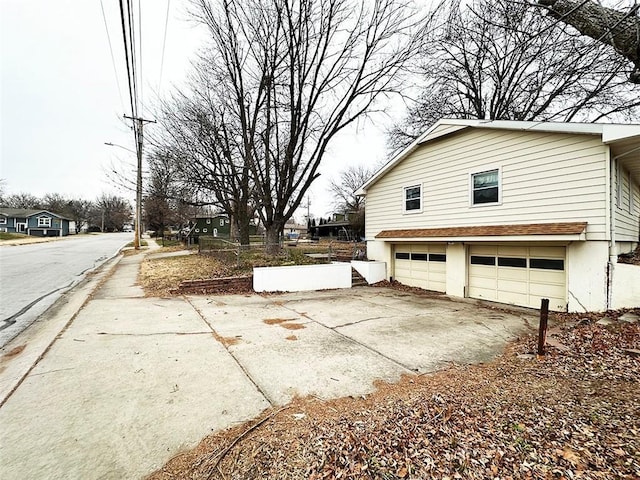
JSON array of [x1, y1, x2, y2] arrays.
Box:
[[614, 165, 640, 241], [366, 129, 608, 240]]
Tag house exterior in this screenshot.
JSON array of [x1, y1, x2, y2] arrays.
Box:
[[358, 119, 640, 312], [186, 215, 232, 240], [185, 215, 258, 241], [0, 208, 72, 237]]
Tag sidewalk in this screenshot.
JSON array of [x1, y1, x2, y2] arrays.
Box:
[[0, 241, 269, 480]]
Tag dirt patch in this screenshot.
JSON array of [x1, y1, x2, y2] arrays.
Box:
[[279, 322, 305, 330], [211, 332, 241, 347], [262, 318, 296, 325], [3, 345, 26, 358], [285, 335, 298, 341], [147, 311, 639, 480]]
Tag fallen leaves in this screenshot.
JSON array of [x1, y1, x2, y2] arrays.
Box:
[[148, 311, 639, 480]]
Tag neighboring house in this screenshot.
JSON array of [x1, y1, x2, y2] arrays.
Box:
[[358, 119, 640, 312], [284, 221, 307, 239], [314, 212, 360, 240], [185, 215, 258, 241], [0, 208, 72, 237], [186, 215, 232, 240]]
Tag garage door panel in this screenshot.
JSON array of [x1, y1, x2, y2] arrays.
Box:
[[469, 245, 566, 311], [469, 286, 497, 300], [530, 295, 565, 311], [497, 245, 528, 256], [497, 279, 528, 294], [471, 245, 498, 255], [529, 246, 564, 258], [529, 282, 566, 298], [497, 291, 529, 306], [497, 268, 528, 281], [529, 270, 564, 283], [394, 244, 447, 293]]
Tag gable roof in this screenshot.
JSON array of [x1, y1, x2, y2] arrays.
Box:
[[358, 119, 640, 194], [0, 208, 71, 220]]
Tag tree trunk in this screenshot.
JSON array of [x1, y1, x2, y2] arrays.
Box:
[[264, 224, 282, 255]]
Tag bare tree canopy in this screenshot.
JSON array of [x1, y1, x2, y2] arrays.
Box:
[[536, 0, 640, 83], [328, 164, 376, 213], [389, 0, 640, 150], [153, 0, 425, 251]]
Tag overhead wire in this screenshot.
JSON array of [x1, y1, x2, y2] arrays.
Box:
[[100, 0, 125, 114], [159, 0, 172, 92]]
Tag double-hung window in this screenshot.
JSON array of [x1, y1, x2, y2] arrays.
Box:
[[404, 185, 422, 213], [38, 216, 52, 227], [471, 168, 500, 205]]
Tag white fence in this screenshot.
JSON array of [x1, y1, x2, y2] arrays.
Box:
[[611, 263, 640, 309], [253, 263, 352, 292]]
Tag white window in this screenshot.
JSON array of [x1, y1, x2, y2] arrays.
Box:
[[203, 228, 208, 233], [471, 168, 501, 205], [403, 185, 422, 213], [220, 219, 225, 226], [38, 216, 52, 227], [206, 219, 211, 224], [0, 217, 6, 225], [213, 228, 218, 237], [195, 228, 200, 233]]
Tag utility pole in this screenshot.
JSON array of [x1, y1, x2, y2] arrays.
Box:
[[124, 115, 155, 249]]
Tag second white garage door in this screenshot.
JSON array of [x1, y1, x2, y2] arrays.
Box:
[[394, 244, 446, 292], [468, 245, 567, 310]]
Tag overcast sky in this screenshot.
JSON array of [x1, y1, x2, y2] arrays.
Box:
[[1, 0, 397, 220]]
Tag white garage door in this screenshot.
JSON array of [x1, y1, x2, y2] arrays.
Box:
[[394, 244, 446, 292], [468, 245, 566, 311]]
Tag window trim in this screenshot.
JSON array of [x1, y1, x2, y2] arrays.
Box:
[[0, 217, 6, 225], [37, 216, 52, 228], [220, 218, 225, 226], [469, 167, 502, 207], [403, 184, 423, 214]]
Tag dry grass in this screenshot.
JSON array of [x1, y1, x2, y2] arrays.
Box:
[[139, 254, 232, 297]]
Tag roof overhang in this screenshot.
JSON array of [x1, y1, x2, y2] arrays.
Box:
[[375, 222, 588, 243]]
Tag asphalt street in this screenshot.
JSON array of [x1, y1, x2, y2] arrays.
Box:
[[0, 233, 131, 347]]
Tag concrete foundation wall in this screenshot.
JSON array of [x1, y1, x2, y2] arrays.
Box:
[[566, 241, 609, 312], [253, 263, 352, 292], [351, 261, 386, 284], [611, 263, 640, 309]]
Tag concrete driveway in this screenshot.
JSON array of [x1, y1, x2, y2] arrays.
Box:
[[0, 251, 537, 480], [189, 288, 536, 405]]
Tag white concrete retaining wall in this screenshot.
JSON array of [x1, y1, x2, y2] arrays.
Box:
[[567, 241, 609, 312], [253, 263, 352, 292], [611, 263, 640, 309], [351, 261, 386, 284]]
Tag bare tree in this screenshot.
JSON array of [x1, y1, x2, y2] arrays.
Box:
[[389, 0, 640, 149], [2, 193, 42, 209], [153, 90, 256, 244], [536, 0, 640, 83], [328, 164, 376, 213], [89, 195, 132, 232], [175, 0, 425, 252]]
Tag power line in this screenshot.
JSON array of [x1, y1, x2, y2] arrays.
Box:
[[118, 0, 136, 120], [159, 0, 171, 92], [138, 0, 144, 115], [100, 0, 125, 113]]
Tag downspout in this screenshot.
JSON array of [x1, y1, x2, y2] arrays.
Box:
[[607, 154, 616, 310]]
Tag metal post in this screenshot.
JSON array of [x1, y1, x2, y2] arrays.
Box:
[[537, 298, 549, 356]]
